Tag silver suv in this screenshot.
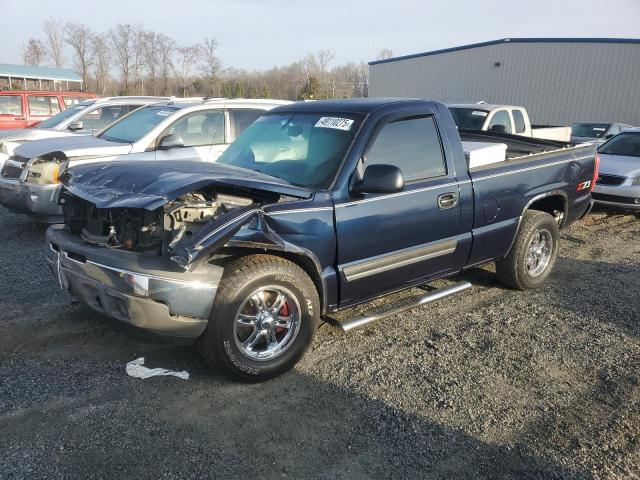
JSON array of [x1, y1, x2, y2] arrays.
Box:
[[0, 98, 291, 222]]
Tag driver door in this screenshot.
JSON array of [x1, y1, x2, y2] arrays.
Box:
[[335, 111, 464, 306]]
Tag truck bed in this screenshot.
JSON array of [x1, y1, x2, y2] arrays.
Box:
[[458, 129, 596, 267], [459, 129, 576, 162]]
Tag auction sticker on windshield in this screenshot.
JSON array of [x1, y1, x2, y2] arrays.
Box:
[[315, 117, 354, 131]]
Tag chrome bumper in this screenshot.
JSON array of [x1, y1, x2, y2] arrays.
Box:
[[46, 225, 223, 339], [0, 178, 63, 222]]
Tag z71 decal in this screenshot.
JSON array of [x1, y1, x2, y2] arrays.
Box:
[[577, 180, 592, 191]]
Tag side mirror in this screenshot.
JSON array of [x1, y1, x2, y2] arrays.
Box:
[[67, 121, 83, 131], [605, 133, 615, 139], [158, 133, 185, 150], [352, 164, 404, 195], [489, 124, 507, 133]]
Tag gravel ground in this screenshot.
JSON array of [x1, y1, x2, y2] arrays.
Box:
[[0, 205, 638, 479]]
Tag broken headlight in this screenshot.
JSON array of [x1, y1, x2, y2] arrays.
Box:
[[24, 157, 63, 185]]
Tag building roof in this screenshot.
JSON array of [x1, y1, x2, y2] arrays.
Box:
[[0, 63, 82, 82], [369, 38, 640, 66]]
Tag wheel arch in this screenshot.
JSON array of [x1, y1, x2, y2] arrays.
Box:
[[523, 190, 568, 227], [503, 190, 568, 257], [219, 247, 328, 314]]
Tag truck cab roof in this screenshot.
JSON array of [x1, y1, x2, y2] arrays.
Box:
[[269, 97, 431, 115]]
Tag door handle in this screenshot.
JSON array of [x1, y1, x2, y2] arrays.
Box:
[[437, 192, 459, 209]]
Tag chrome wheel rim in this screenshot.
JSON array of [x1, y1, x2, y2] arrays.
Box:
[[233, 286, 301, 361], [525, 228, 553, 277]]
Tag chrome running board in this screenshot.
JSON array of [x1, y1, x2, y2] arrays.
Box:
[[335, 281, 472, 333]]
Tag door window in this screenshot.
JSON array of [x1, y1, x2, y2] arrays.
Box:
[[365, 115, 446, 181], [229, 109, 264, 139], [512, 110, 526, 133], [28, 96, 61, 116], [0, 96, 22, 115], [63, 97, 88, 107], [487, 110, 512, 133], [164, 110, 224, 147], [79, 105, 140, 130]]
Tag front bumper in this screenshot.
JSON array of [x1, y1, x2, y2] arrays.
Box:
[[0, 178, 63, 222], [592, 184, 640, 211], [46, 225, 223, 340]]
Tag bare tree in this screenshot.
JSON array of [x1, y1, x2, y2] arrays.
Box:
[[65, 23, 94, 89], [376, 48, 393, 60], [130, 26, 146, 94], [43, 18, 65, 67], [157, 34, 176, 95], [22, 39, 47, 65], [199, 37, 222, 96], [317, 49, 335, 74], [176, 44, 201, 96], [109, 24, 134, 94], [92, 34, 112, 96], [141, 31, 161, 95]]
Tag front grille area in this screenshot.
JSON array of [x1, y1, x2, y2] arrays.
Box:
[[1, 157, 27, 179], [596, 174, 626, 186], [592, 193, 640, 205]]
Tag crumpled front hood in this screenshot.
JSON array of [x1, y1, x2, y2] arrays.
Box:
[[13, 135, 130, 160], [62, 160, 313, 210], [598, 153, 640, 178]]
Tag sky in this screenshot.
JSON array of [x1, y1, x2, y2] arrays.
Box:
[[2, 0, 640, 71]]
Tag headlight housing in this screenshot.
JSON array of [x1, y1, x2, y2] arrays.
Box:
[[24, 157, 61, 185]]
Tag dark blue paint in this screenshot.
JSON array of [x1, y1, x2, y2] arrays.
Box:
[[62, 98, 597, 313]]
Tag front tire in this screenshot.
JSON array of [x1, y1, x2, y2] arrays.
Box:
[[495, 210, 560, 290], [197, 254, 320, 382]]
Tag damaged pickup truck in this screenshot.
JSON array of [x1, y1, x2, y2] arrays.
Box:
[[46, 98, 598, 381]]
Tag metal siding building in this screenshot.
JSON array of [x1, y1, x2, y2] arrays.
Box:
[[369, 38, 640, 126]]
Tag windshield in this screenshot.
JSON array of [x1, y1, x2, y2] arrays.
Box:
[[598, 132, 640, 158], [571, 123, 609, 138], [449, 108, 489, 130], [98, 105, 179, 143], [36, 104, 88, 129], [217, 112, 362, 189]]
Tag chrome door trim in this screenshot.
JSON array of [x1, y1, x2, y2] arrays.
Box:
[[342, 238, 458, 282]]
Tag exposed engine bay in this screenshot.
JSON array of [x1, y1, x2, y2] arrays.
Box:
[[60, 189, 265, 257]]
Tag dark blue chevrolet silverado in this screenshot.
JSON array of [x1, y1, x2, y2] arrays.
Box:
[[45, 98, 598, 381]]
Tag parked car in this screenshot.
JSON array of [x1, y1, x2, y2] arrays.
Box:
[[45, 98, 597, 381], [0, 98, 289, 222], [592, 128, 640, 210], [570, 122, 634, 145], [0, 91, 97, 130], [0, 96, 172, 167], [448, 103, 571, 142]]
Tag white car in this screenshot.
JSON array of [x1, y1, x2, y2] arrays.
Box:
[[0, 98, 290, 222], [0, 96, 172, 167]]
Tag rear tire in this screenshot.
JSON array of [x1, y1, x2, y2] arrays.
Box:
[[197, 254, 319, 382], [495, 210, 560, 290]]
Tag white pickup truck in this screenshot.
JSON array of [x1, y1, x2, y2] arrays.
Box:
[[448, 103, 571, 142]]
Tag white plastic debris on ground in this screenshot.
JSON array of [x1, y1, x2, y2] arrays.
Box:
[[125, 357, 190, 380]]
